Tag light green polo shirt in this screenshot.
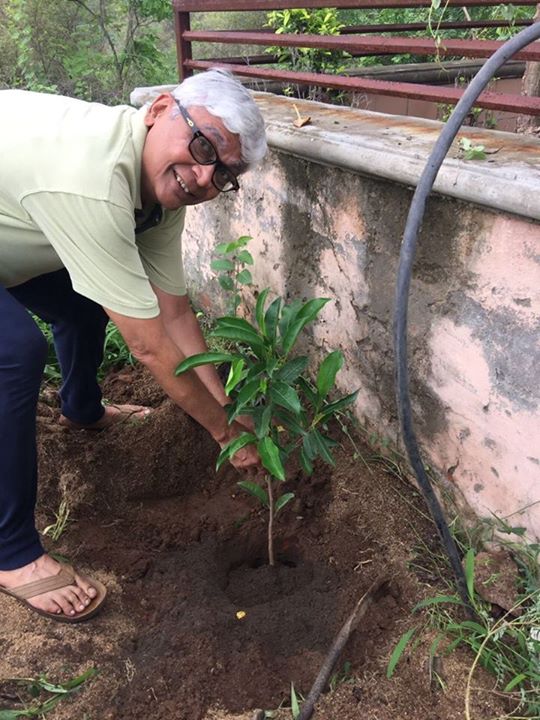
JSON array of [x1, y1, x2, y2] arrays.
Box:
[[0, 90, 186, 318]]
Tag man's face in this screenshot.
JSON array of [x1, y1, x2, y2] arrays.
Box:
[[141, 94, 243, 211]]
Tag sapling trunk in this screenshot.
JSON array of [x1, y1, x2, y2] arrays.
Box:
[[266, 475, 275, 567]]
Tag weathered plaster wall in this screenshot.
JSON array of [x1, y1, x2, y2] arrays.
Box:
[[176, 94, 540, 542]]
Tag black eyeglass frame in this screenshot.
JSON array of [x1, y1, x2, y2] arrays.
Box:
[[174, 100, 240, 193]]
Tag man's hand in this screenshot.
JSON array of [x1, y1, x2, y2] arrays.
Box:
[[218, 421, 262, 473]]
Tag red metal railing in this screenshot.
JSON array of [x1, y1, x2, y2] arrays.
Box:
[[172, 1, 540, 117]]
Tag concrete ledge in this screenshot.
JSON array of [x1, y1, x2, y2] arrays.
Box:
[[131, 85, 540, 221], [256, 92, 540, 222]]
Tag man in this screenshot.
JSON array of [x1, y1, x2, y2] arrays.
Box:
[[0, 69, 267, 622]]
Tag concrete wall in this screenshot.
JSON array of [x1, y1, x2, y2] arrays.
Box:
[[176, 93, 540, 543]]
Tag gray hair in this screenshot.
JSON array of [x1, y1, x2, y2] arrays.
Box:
[[171, 68, 267, 170]]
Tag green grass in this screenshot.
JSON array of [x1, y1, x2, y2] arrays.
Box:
[[387, 511, 540, 718], [0, 667, 97, 719]]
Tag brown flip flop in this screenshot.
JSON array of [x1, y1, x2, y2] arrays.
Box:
[[59, 404, 152, 431], [0, 564, 107, 623]]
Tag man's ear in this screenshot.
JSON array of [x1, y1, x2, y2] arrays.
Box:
[[144, 93, 175, 128]]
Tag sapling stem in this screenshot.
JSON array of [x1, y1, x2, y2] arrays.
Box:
[[266, 475, 275, 567]]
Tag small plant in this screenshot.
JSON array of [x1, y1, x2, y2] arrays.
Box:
[[41, 499, 71, 542], [210, 235, 254, 316], [0, 667, 97, 719], [459, 137, 487, 161], [176, 290, 358, 566]]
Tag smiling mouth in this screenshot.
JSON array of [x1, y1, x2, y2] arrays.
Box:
[[174, 170, 191, 195]]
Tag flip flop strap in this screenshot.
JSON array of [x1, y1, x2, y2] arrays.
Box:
[[9, 567, 75, 600]]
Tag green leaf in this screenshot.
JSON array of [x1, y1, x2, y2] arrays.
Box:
[[319, 390, 359, 419], [298, 377, 318, 406], [175, 352, 236, 375], [215, 241, 232, 254], [211, 258, 234, 271], [503, 673, 527, 692], [300, 447, 314, 475], [237, 480, 269, 508], [387, 627, 417, 678], [253, 404, 272, 439], [464, 547, 475, 601], [236, 269, 252, 285], [278, 299, 303, 340], [316, 350, 344, 400], [270, 381, 302, 415], [258, 437, 286, 481], [210, 325, 264, 354], [255, 288, 270, 335], [275, 492, 295, 514], [237, 250, 254, 265], [460, 620, 487, 635], [413, 595, 462, 612], [282, 298, 331, 355], [236, 235, 252, 247], [303, 432, 318, 462], [273, 407, 307, 437], [312, 430, 335, 466], [264, 297, 282, 343], [275, 356, 308, 383], [216, 432, 256, 471], [225, 358, 245, 395], [233, 378, 261, 415], [290, 682, 301, 719], [218, 275, 234, 291]]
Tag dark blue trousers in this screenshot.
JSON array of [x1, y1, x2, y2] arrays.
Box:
[[0, 270, 108, 570]]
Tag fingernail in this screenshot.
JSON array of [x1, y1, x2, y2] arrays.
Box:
[[70, 610, 75, 615]]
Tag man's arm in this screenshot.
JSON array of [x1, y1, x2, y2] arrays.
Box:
[[150, 284, 229, 407], [104, 307, 259, 472]]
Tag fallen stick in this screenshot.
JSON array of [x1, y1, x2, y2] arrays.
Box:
[[297, 575, 391, 720]]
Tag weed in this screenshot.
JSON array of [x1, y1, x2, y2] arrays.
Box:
[[387, 526, 540, 717], [0, 667, 97, 719], [459, 137, 487, 160], [41, 499, 71, 542]]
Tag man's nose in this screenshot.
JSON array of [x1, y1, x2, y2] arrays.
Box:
[[193, 163, 215, 188]]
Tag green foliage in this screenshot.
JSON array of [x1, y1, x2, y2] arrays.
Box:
[[176, 282, 358, 565], [266, 8, 349, 100], [211, 235, 254, 316], [0, 0, 177, 102], [389, 532, 540, 718], [0, 667, 97, 719], [459, 137, 487, 160]]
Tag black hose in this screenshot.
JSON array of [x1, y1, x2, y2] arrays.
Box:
[[394, 21, 540, 613]]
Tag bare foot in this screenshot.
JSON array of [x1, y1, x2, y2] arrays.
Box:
[[0, 554, 98, 618], [59, 404, 152, 430]]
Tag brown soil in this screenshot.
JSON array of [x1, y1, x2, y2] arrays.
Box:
[[0, 366, 510, 720]]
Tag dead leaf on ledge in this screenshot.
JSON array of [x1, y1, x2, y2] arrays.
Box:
[[293, 103, 311, 128]]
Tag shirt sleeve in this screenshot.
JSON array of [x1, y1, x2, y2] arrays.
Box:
[[21, 191, 160, 318], [135, 207, 187, 296]]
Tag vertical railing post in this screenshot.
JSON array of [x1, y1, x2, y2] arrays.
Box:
[[175, 10, 193, 81]]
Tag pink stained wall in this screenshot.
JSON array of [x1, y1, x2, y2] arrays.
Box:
[[180, 119, 540, 543]]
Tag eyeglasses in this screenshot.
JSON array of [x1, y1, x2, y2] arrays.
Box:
[[174, 100, 239, 193]]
